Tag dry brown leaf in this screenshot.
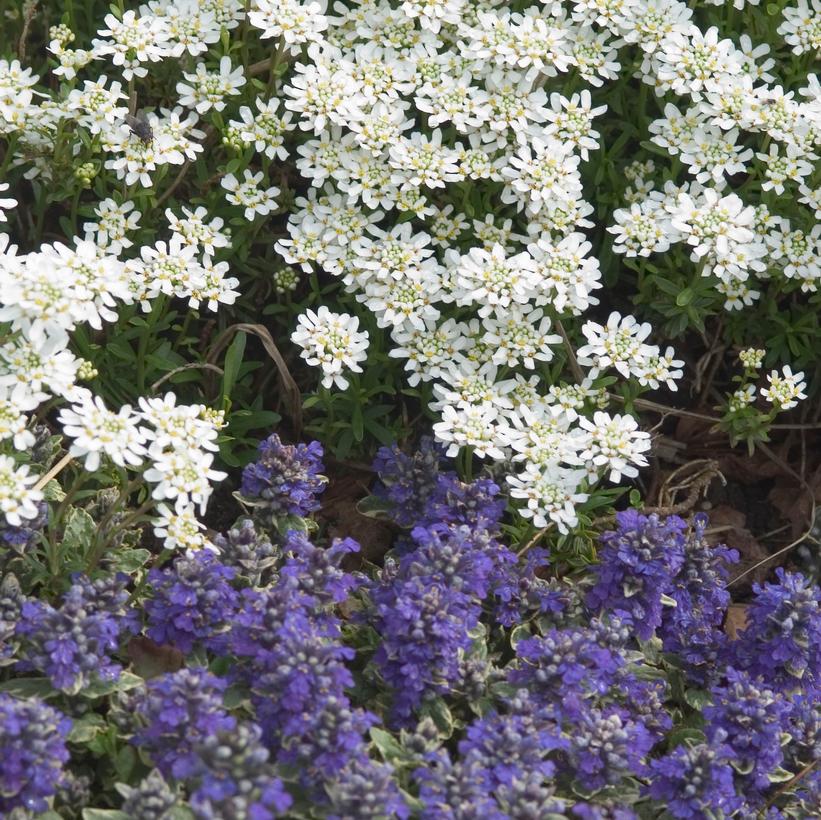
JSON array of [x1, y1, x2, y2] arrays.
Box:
[[768, 463, 821, 539], [724, 604, 749, 640], [207, 323, 303, 436], [127, 637, 184, 678]]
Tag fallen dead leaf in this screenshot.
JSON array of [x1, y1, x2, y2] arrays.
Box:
[[724, 604, 749, 640], [128, 637, 184, 678]]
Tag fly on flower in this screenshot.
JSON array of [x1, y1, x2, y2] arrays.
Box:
[[124, 112, 154, 145]]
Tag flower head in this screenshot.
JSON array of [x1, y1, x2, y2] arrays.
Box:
[[291, 306, 369, 389], [0, 694, 71, 815]]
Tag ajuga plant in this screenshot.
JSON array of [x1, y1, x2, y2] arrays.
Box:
[[0, 435, 817, 818]]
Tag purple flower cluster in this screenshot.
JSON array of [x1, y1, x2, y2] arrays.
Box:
[[372, 437, 446, 527], [279, 530, 361, 606], [211, 517, 279, 583], [368, 524, 494, 724], [145, 551, 239, 654], [325, 757, 411, 820], [118, 769, 179, 818], [507, 619, 665, 794], [509, 621, 628, 718], [187, 722, 293, 820], [0, 693, 71, 814], [15, 573, 138, 693], [240, 433, 327, 518], [704, 669, 793, 789], [587, 509, 744, 687], [373, 438, 505, 532], [730, 567, 821, 692], [229, 535, 378, 781], [130, 669, 293, 819], [566, 706, 656, 791], [658, 513, 738, 680], [587, 509, 687, 640], [646, 743, 742, 819], [130, 668, 236, 780], [412, 699, 566, 820]]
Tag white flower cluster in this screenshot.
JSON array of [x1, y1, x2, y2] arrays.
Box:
[[266, 0, 697, 531], [605, 6, 821, 308], [291, 306, 369, 389], [0, 0, 815, 537], [0, 5, 258, 549], [0, 207, 230, 549]]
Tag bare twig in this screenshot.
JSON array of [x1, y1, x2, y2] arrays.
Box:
[[760, 758, 819, 816], [151, 362, 224, 393], [155, 125, 217, 208], [557, 320, 585, 384], [517, 526, 551, 556], [17, 1, 38, 60], [728, 495, 817, 587], [207, 323, 303, 437], [607, 393, 821, 430], [33, 452, 73, 491]]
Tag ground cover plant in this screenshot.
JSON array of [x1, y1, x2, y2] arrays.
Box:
[[0, 0, 821, 816]]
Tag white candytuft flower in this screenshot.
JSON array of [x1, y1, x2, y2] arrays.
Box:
[[0, 456, 43, 527], [760, 366, 808, 410], [291, 306, 369, 390], [58, 394, 148, 473]]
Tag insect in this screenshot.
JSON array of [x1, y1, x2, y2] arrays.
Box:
[[124, 113, 154, 145]]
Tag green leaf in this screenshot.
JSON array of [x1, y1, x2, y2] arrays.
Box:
[[42, 479, 66, 502], [69, 714, 107, 744], [0, 677, 55, 699], [370, 727, 409, 762], [82, 810, 130, 820], [352, 403, 364, 442], [115, 746, 137, 781], [676, 287, 694, 307], [510, 623, 531, 649], [356, 495, 394, 520], [107, 548, 152, 573], [419, 697, 454, 738], [222, 331, 247, 401], [62, 506, 97, 555], [81, 672, 144, 699], [683, 688, 712, 711], [167, 809, 197, 820]]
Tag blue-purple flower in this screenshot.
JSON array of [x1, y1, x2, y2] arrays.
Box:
[[229, 563, 375, 782], [240, 433, 327, 517], [372, 439, 505, 532], [326, 757, 409, 819], [145, 551, 239, 654], [509, 623, 627, 719], [372, 437, 446, 527], [0, 694, 71, 814], [659, 513, 738, 682], [704, 668, 793, 789], [212, 517, 279, 583], [731, 568, 821, 692], [15, 573, 138, 693], [587, 510, 687, 640], [562, 706, 655, 791], [279, 530, 361, 606], [130, 668, 236, 780], [368, 524, 494, 723], [188, 722, 293, 820], [646, 743, 742, 819]]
